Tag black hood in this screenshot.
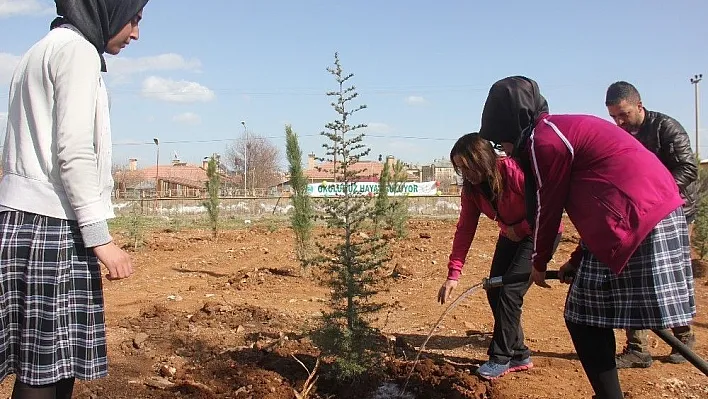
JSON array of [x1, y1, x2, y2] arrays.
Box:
[[51, 0, 149, 72], [478, 76, 549, 147], [478, 76, 549, 230]]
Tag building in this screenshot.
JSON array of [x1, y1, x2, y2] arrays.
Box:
[[421, 158, 460, 195], [274, 153, 449, 196], [114, 156, 241, 199], [303, 152, 386, 184], [421, 158, 456, 183], [402, 163, 423, 182], [303, 153, 428, 183]]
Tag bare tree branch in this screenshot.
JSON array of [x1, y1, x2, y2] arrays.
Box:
[[225, 133, 283, 191]]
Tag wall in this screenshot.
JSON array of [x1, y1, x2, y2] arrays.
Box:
[[113, 195, 463, 218]]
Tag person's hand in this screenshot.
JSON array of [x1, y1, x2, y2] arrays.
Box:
[[437, 279, 458, 304], [93, 242, 134, 280], [506, 226, 522, 242], [530, 267, 551, 288], [558, 261, 577, 284]]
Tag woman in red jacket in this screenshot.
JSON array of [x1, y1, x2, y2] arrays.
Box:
[[438, 133, 561, 380], [478, 76, 695, 399]]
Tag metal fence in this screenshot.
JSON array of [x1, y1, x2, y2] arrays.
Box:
[[113, 187, 279, 200]]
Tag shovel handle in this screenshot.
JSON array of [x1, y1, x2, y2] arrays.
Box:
[[503, 270, 565, 285], [545, 270, 561, 281], [484, 270, 574, 290], [652, 329, 708, 376]]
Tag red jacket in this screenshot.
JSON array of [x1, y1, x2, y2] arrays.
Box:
[[447, 157, 560, 280], [526, 114, 684, 274]]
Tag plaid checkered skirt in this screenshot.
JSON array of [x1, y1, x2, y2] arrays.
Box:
[[0, 211, 108, 385], [564, 207, 696, 329]]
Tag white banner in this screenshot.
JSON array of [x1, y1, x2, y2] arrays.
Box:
[[306, 181, 440, 197]]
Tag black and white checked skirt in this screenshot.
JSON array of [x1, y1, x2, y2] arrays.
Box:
[[0, 211, 108, 385], [564, 207, 696, 329]]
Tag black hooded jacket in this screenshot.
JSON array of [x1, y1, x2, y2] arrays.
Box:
[[51, 0, 149, 72], [478, 76, 549, 228]]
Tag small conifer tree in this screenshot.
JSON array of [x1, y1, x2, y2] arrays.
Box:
[[310, 52, 390, 380], [373, 161, 391, 236], [388, 160, 410, 238], [285, 124, 314, 264], [203, 156, 221, 238]]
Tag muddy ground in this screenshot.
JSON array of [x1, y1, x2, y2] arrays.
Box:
[[1, 216, 706, 398]]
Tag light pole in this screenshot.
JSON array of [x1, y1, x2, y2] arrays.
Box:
[[153, 138, 160, 197], [691, 74, 702, 160], [241, 121, 248, 196]]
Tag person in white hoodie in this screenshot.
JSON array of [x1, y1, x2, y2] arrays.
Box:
[[0, 1, 149, 398]]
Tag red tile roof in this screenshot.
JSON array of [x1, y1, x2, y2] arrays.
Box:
[[305, 161, 385, 181], [118, 163, 240, 189]]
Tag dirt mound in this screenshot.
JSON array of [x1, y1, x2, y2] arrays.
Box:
[[107, 300, 496, 399], [387, 358, 494, 399]]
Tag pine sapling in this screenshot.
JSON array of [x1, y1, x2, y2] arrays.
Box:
[[285, 124, 314, 265], [388, 160, 409, 238], [203, 156, 221, 238], [373, 161, 391, 236], [126, 201, 145, 251], [310, 52, 390, 380]]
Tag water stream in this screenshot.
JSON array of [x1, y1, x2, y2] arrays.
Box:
[[397, 282, 485, 397]]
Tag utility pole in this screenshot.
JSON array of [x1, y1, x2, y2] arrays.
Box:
[[240, 121, 247, 196], [153, 138, 160, 197], [691, 74, 702, 160]]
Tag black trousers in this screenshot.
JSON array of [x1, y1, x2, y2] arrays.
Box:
[[566, 321, 623, 399], [486, 233, 561, 364], [12, 378, 75, 399]]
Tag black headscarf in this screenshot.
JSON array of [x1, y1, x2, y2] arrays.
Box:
[[478, 76, 549, 155], [51, 0, 149, 72], [478, 76, 550, 228]]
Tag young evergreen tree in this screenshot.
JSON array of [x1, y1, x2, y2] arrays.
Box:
[[203, 156, 221, 238], [373, 161, 391, 236], [310, 52, 390, 380], [285, 124, 314, 265], [388, 160, 410, 238]]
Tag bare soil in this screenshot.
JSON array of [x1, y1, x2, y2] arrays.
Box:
[[1, 217, 706, 398]]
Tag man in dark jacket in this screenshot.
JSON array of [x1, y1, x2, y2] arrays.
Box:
[[606, 81, 698, 368]]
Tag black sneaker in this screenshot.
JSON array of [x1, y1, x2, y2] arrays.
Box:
[[615, 348, 653, 369], [667, 334, 696, 364]]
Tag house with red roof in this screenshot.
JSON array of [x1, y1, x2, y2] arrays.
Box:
[[303, 153, 423, 183], [114, 157, 241, 199]]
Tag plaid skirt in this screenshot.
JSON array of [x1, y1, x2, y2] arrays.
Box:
[[0, 211, 108, 385], [564, 207, 695, 329]]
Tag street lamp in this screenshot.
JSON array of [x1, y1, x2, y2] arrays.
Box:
[[241, 121, 247, 196], [691, 74, 703, 160], [153, 138, 159, 197]]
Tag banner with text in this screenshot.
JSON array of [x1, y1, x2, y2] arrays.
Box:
[[306, 181, 440, 197]]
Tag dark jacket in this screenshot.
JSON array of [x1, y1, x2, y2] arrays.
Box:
[[634, 109, 698, 221]]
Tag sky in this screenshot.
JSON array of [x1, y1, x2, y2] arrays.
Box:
[[0, 0, 707, 170]]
